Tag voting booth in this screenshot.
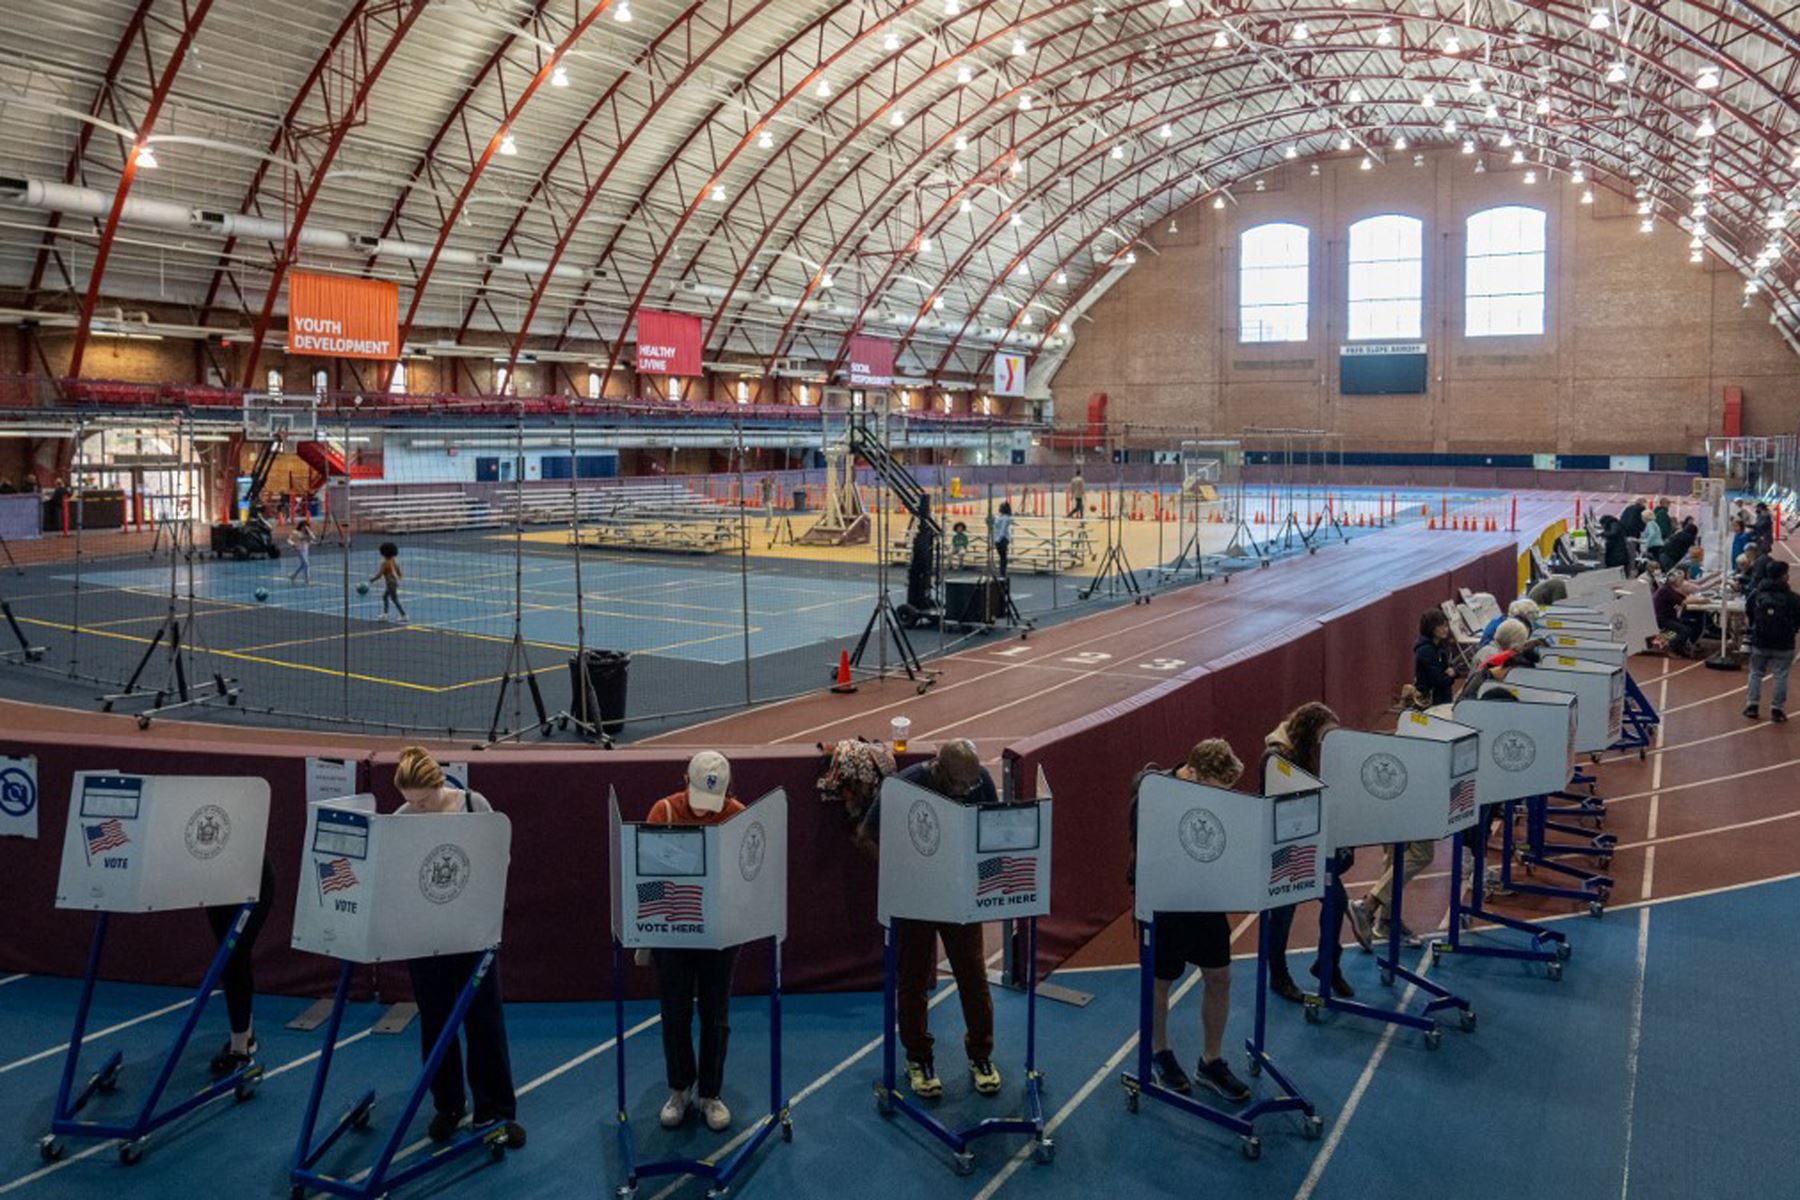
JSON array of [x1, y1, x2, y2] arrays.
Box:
[[1315, 726, 1480, 1042], [875, 773, 1055, 1172], [290, 797, 515, 1200], [1122, 769, 1326, 1157], [607, 789, 792, 1199], [41, 773, 270, 1165], [1535, 633, 1628, 670], [1507, 656, 1624, 754]]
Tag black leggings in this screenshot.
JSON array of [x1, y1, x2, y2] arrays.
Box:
[[1265, 849, 1352, 976], [204, 857, 276, 1035]]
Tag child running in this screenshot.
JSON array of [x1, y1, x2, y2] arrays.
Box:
[[287, 517, 315, 585], [371, 541, 407, 621]]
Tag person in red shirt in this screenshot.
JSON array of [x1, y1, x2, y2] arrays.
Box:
[[648, 751, 745, 1134]]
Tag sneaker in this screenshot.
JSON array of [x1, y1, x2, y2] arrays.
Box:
[[208, 1037, 257, 1077], [906, 1059, 943, 1099], [1194, 1057, 1252, 1104], [1744, 705, 1760, 720], [698, 1097, 731, 1132], [1373, 916, 1424, 948], [659, 1088, 691, 1129], [1484, 866, 1516, 898], [1347, 899, 1376, 953], [1269, 971, 1305, 1004], [1150, 1049, 1191, 1094], [1775, 709, 1788, 724], [970, 1059, 1002, 1096], [427, 1109, 465, 1142]]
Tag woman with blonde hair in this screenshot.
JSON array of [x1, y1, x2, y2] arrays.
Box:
[[393, 746, 525, 1149]]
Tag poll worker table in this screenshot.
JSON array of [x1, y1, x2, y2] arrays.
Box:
[[288, 794, 514, 1200], [40, 772, 271, 1165], [1312, 722, 1482, 1047], [1426, 688, 1579, 979], [874, 772, 1055, 1173], [1500, 657, 1625, 911], [607, 788, 791, 1200], [1121, 763, 1329, 1159]]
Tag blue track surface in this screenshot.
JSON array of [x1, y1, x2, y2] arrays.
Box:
[[1, 876, 1792, 1199]]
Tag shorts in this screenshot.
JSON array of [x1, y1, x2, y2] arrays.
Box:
[[1143, 911, 1231, 980]]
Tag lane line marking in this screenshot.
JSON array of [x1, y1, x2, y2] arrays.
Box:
[[1617, 908, 1652, 1200], [0, 996, 200, 1076]]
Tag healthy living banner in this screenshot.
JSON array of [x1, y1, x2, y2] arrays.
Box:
[[287, 273, 399, 360], [635, 310, 703, 376]]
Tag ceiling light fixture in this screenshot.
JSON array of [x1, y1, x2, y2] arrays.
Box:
[[1443, 34, 1462, 54], [816, 77, 831, 97], [1360, 156, 1373, 170], [820, 272, 833, 287], [1338, 134, 1352, 151], [957, 65, 972, 84], [1421, 90, 1437, 108], [884, 32, 900, 51], [499, 132, 517, 155], [1212, 29, 1230, 49], [1291, 21, 1310, 41], [1375, 25, 1394, 45], [1535, 96, 1551, 115], [1111, 144, 1124, 160], [1696, 117, 1717, 138], [1213, 194, 1226, 208], [1394, 135, 1408, 150], [890, 109, 906, 126], [1462, 139, 1475, 154], [1639, 217, 1654, 233], [954, 135, 968, 152], [1498, 132, 1515, 148], [1444, 117, 1459, 133], [711, 183, 726, 201], [919, 235, 932, 251], [551, 64, 569, 87], [1348, 84, 1365, 103], [1284, 145, 1298, 159], [1524, 169, 1538, 184], [1606, 61, 1627, 84], [1589, 7, 1611, 30], [1012, 36, 1027, 55], [1159, 123, 1173, 139], [1696, 66, 1720, 91], [134, 145, 157, 169], [1124, 251, 1137, 264], [1582, 188, 1594, 203], [1019, 94, 1033, 111], [614, 0, 631, 21], [1056, 270, 1068, 283], [758, 130, 773, 149]]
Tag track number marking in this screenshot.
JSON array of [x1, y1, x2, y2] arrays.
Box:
[[1062, 651, 1113, 666], [990, 646, 1032, 658], [1139, 658, 1186, 671]]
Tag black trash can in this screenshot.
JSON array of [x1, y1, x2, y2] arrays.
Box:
[[792, 487, 808, 513], [569, 649, 630, 736]]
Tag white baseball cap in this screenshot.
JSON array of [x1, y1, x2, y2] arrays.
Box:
[[687, 751, 731, 814]]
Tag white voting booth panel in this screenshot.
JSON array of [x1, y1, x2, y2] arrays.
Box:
[[1563, 568, 1628, 603], [876, 776, 1052, 927], [1132, 767, 1327, 920], [1538, 634, 1627, 669], [291, 796, 512, 963], [1321, 724, 1480, 852], [1446, 694, 1578, 805], [1506, 657, 1623, 753], [608, 789, 788, 951], [56, 773, 269, 913], [1536, 614, 1616, 641]]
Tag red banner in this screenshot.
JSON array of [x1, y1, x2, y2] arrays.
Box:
[[846, 336, 895, 388], [287, 272, 398, 361], [635, 310, 703, 376]]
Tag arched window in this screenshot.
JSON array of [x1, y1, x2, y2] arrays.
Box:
[[1239, 222, 1310, 343], [587, 370, 602, 400], [736, 379, 750, 404], [492, 364, 509, 396], [312, 369, 328, 400], [1465, 205, 1547, 336], [1347, 214, 1424, 340], [265, 367, 283, 398], [389, 361, 408, 394]]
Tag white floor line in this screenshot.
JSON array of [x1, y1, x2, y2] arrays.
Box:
[[0, 995, 203, 1076], [1617, 908, 1653, 1200], [0, 974, 27, 988], [1662, 687, 1750, 715], [1598, 755, 1800, 805], [0, 1022, 379, 1196], [1611, 807, 1800, 852]]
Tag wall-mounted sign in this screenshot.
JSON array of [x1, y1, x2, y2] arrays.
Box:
[[287, 273, 399, 361], [846, 336, 895, 388], [993, 352, 1028, 397], [1339, 342, 1427, 395], [634, 311, 703, 376]]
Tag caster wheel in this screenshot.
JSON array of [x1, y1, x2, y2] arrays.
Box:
[[1303, 999, 1321, 1025], [1241, 1136, 1262, 1160], [291, 1187, 305, 1200], [617, 1187, 638, 1200], [1459, 914, 1471, 931], [137, 715, 151, 730], [876, 1093, 894, 1119], [1556, 941, 1572, 961], [1246, 1055, 1262, 1077], [351, 1101, 374, 1130], [38, 1136, 64, 1162], [1304, 1115, 1324, 1140], [1460, 1009, 1478, 1033], [101, 701, 114, 713], [1424, 1028, 1443, 1051], [120, 1138, 147, 1165], [953, 1152, 974, 1176], [95, 1063, 122, 1093], [1125, 1089, 1139, 1113], [1588, 901, 1604, 919], [1547, 961, 1564, 982], [1033, 1139, 1055, 1164], [234, 1073, 261, 1102], [1379, 968, 1394, 987], [916, 684, 928, 695], [489, 1141, 505, 1162], [781, 1119, 793, 1143], [1430, 946, 1443, 966]]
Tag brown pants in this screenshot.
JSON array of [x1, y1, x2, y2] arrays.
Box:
[[896, 919, 993, 1064]]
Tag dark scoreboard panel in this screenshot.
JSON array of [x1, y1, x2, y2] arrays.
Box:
[[1340, 342, 1427, 395]]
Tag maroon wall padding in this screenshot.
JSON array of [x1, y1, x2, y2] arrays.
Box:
[[0, 740, 888, 1002]]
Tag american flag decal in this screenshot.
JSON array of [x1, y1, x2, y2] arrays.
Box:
[[976, 855, 1037, 896], [1449, 777, 1476, 821], [1269, 844, 1316, 885], [85, 819, 129, 856], [317, 857, 359, 894], [637, 880, 704, 921]]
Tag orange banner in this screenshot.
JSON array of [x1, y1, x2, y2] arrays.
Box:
[[287, 272, 399, 361]]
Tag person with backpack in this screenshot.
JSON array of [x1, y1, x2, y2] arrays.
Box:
[[1126, 740, 1252, 1103], [1744, 561, 1800, 723]]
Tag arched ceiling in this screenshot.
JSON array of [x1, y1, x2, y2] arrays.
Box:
[[1, 0, 1796, 388]]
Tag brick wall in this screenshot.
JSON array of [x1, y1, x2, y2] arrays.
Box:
[[1050, 149, 1800, 453]]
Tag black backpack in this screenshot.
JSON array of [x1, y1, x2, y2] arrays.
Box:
[[1751, 588, 1799, 648]]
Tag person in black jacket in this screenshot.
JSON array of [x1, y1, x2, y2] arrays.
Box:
[[1598, 515, 1630, 569], [1751, 502, 1775, 551], [1411, 610, 1460, 707], [1658, 517, 1698, 572], [1618, 499, 1648, 540], [1744, 561, 1800, 723]]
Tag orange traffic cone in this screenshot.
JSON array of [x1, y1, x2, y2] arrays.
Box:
[[831, 649, 857, 694], [1428, 517, 1437, 530]]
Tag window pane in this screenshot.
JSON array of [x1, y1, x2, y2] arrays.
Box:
[[1349, 298, 1422, 341], [1465, 206, 1546, 337], [1347, 215, 1422, 341], [1239, 223, 1309, 343]]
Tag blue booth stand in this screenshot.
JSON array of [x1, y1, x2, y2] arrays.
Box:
[[1309, 720, 1481, 1046], [872, 772, 1054, 1173], [40, 771, 272, 1165], [1120, 763, 1327, 1158], [287, 794, 515, 1199], [608, 787, 791, 1200]]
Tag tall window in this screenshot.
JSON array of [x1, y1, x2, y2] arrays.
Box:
[[587, 371, 601, 400], [736, 379, 749, 404], [265, 368, 283, 399], [492, 364, 508, 396], [1465, 205, 1547, 336], [312, 369, 328, 401], [666, 377, 681, 403], [1239, 222, 1310, 343], [389, 361, 408, 394], [1347, 215, 1423, 340]]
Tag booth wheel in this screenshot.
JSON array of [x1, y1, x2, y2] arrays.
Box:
[[873, 1085, 893, 1118], [615, 1185, 638, 1200], [1124, 1084, 1139, 1113], [1555, 941, 1573, 962], [1460, 1009, 1478, 1033], [953, 1151, 975, 1176], [1246, 1055, 1262, 1078], [1302, 997, 1322, 1024], [1547, 961, 1564, 982], [1588, 900, 1605, 919], [1379, 967, 1394, 987], [1429, 944, 1444, 966], [781, 1117, 794, 1143], [119, 1138, 147, 1165], [234, 1069, 262, 1102], [1424, 1028, 1443, 1052], [95, 1061, 122, 1093], [136, 715, 153, 730], [350, 1099, 375, 1130], [705, 1188, 730, 1200], [1304, 1115, 1324, 1140], [1033, 1138, 1056, 1164], [1241, 1136, 1262, 1160], [37, 1136, 64, 1162]]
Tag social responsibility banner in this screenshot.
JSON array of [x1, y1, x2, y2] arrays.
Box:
[[635, 311, 703, 376], [846, 336, 895, 388], [287, 272, 399, 361]]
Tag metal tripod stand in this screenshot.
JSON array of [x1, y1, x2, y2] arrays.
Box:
[[479, 409, 551, 747], [100, 522, 239, 728]]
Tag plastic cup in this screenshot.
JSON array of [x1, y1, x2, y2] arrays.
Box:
[[891, 716, 911, 755]]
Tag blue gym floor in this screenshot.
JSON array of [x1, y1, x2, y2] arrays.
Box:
[[1, 875, 1791, 1199]]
